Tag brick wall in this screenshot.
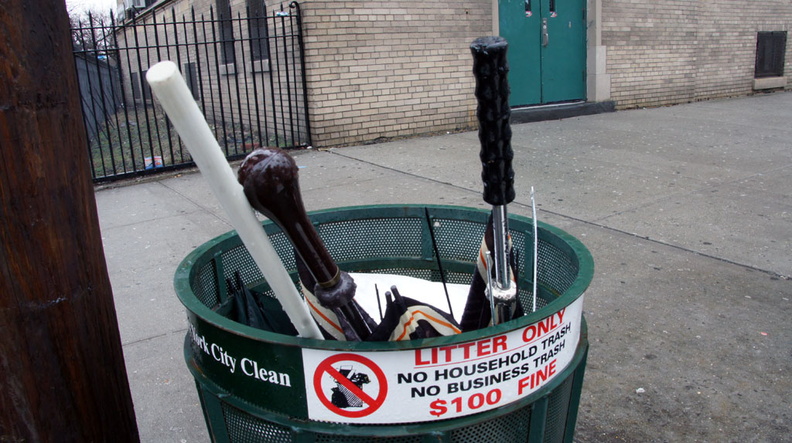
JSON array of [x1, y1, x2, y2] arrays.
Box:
[[299, 1, 492, 147], [117, 0, 792, 147], [603, 0, 792, 109]]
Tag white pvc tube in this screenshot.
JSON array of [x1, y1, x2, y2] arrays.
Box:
[[146, 61, 322, 339]]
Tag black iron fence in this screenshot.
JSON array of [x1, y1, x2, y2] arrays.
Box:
[[72, 1, 310, 182]]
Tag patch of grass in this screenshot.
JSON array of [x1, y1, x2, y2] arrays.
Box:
[[87, 106, 296, 180]]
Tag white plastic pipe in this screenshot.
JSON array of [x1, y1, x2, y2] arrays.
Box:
[[146, 61, 322, 339]]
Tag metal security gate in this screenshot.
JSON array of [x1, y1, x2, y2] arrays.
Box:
[[72, 1, 310, 182]]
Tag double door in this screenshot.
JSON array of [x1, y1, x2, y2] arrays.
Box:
[[499, 0, 587, 106]]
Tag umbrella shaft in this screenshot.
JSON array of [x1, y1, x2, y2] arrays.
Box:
[[340, 302, 372, 340], [492, 205, 511, 289]]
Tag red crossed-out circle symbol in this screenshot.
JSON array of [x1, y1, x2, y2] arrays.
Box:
[[313, 353, 388, 418]]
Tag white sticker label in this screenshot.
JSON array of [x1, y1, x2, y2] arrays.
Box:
[[303, 296, 584, 424]]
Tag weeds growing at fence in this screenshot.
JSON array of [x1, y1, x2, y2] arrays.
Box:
[[88, 106, 295, 180]]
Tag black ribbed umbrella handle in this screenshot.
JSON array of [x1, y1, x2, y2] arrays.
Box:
[[470, 36, 515, 206]]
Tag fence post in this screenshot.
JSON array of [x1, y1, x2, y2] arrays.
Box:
[[291, 1, 312, 147], [0, 1, 139, 441]]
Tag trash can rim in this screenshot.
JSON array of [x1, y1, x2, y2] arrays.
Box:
[[173, 204, 594, 351]]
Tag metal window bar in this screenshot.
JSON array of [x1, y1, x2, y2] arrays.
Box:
[[87, 13, 116, 176], [71, 1, 311, 182], [146, 13, 168, 168], [209, 6, 230, 157], [74, 19, 104, 175], [169, 8, 189, 165], [198, 7, 220, 155], [268, 10, 281, 148], [291, 1, 312, 148], [248, 2, 269, 62], [101, 15, 128, 174], [218, 0, 236, 65], [133, 16, 158, 169], [230, 10, 246, 157], [275, 7, 289, 146], [281, 5, 295, 145], [235, 9, 254, 151], [109, 12, 139, 174], [246, 6, 265, 142]]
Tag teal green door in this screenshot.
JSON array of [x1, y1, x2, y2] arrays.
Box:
[[499, 0, 586, 106]]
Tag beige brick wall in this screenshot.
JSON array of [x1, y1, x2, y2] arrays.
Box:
[[117, 0, 792, 148], [299, 1, 492, 147], [603, 0, 792, 109]]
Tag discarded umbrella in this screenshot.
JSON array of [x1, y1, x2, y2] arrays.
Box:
[[238, 147, 377, 341], [461, 36, 522, 330]]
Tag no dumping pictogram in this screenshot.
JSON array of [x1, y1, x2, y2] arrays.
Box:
[[313, 353, 388, 418]]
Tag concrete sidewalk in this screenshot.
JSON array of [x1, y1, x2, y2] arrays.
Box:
[[95, 92, 792, 442]]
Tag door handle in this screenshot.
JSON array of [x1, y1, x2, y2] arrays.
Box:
[[542, 18, 549, 46]]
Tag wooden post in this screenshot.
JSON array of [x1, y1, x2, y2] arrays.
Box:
[[0, 1, 139, 441]]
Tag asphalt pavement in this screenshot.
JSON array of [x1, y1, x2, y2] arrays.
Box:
[[95, 91, 792, 442]]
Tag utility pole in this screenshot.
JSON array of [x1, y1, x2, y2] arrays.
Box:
[[0, 1, 139, 440]]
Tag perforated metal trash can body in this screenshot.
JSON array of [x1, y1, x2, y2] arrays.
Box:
[[174, 205, 593, 443]]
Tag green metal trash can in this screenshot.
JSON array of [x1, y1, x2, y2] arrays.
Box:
[[174, 205, 593, 442]]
